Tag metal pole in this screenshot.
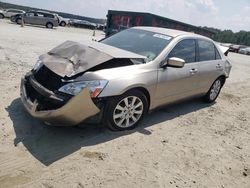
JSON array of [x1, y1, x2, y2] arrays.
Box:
[[21, 15, 24, 27]]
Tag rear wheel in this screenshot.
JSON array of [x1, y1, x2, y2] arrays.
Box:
[[204, 78, 223, 103], [46, 22, 53, 29], [0, 14, 4, 19], [104, 90, 148, 131]]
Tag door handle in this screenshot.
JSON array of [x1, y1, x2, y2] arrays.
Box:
[[190, 68, 198, 75], [216, 64, 222, 69]]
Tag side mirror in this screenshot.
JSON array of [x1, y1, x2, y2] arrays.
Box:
[[161, 57, 185, 68]]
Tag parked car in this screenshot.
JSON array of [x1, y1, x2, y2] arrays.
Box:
[[20, 27, 232, 130], [13, 10, 59, 29], [58, 16, 70, 26], [96, 23, 105, 30], [229, 44, 247, 53], [72, 20, 96, 29], [239, 47, 250, 55], [0, 9, 25, 19]]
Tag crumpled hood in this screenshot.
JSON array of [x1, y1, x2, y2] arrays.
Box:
[[39, 40, 146, 77]]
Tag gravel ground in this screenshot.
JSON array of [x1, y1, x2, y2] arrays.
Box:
[[0, 19, 250, 188]]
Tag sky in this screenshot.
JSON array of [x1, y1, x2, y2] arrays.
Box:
[[3, 0, 250, 32]]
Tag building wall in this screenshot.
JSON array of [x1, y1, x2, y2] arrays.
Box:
[[106, 10, 214, 38]]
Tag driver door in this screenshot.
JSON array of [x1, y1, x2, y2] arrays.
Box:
[[24, 12, 36, 24], [156, 39, 200, 104]]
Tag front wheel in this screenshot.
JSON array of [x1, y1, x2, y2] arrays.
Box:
[[104, 90, 148, 131], [16, 18, 22, 25], [60, 21, 66, 26], [204, 78, 223, 103]]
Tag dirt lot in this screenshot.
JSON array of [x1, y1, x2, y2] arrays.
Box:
[[0, 19, 250, 188]]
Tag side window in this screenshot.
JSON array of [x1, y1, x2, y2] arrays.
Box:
[[168, 39, 196, 63], [26, 12, 34, 17], [36, 13, 44, 17], [44, 14, 54, 18], [215, 48, 221, 59], [198, 40, 216, 61]]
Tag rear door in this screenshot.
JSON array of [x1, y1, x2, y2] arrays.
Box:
[[156, 39, 200, 104], [34, 12, 47, 25], [196, 39, 224, 92]]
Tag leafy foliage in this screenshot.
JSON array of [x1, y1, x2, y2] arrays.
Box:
[[203, 27, 250, 46]]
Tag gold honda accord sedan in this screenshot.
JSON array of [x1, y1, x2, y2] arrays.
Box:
[[20, 27, 232, 130]]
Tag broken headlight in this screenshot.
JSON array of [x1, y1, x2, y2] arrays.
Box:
[[58, 80, 108, 97]]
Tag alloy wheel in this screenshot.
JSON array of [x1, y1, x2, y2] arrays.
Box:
[[113, 96, 144, 128], [210, 80, 221, 101], [47, 23, 53, 29]]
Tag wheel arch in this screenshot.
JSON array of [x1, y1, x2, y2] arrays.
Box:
[[123, 87, 151, 111], [102, 86, 150, 130], [46, 22, 53, 28], [217, 75, 226, 86]]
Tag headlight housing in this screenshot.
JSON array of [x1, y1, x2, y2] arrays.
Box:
[[33, 59, 43, 72], [58, 80, 108, 97]]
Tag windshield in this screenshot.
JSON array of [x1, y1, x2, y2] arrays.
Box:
[[101, 28, 172, 62]]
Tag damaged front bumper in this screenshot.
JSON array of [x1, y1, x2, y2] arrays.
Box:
[[20, 75, 100, 126]]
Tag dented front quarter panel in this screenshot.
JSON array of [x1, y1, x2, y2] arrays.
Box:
[[79, 63, 159, 109], [20, 77, 100, 126]]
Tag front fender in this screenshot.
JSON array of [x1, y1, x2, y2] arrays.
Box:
[[98, 71, 157, 100]]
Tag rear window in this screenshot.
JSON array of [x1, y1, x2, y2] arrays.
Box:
[[198, 40, 216, 61]]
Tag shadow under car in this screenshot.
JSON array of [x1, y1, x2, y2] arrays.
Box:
[[6, 97, 213, 166]]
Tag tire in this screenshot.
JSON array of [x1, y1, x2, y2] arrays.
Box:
[[0, 14, 4, 19], [60, 21, 66, 27], [104, 90, 148, 131], [16, 18, 22, 25], [46, 22, 53, 29], [203, 78, 223, 103]]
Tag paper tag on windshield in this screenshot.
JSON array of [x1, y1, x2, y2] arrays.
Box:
[[153, 34, 171, 40]]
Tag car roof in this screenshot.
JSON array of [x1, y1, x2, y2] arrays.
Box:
[[29, 10, 53, 14], [7, 9, 24, 11], [134, 26, 210, 39]]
